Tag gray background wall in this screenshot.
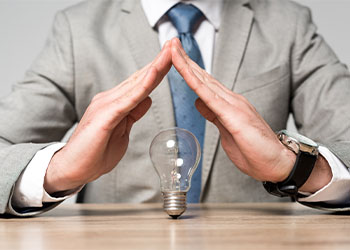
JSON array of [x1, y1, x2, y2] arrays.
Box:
[[1, 0, 350, 98]]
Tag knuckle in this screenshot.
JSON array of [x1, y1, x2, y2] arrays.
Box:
[[184, 53, 191, 61], [238, 94, 248, 103], [203, 74, 210, 83], [140, 83, 151, 94], [128, 95, 139, 106], [112, 99, 124, 115], [237, 94, 252, 107], [92, 92, 104, 103], [131, 74, 138, 82], [181, 64, 192, 76], [123, 89, 139, 104], [149, 65, 159, 74]]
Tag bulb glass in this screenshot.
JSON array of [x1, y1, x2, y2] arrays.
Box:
[[149, 128, 201, 192]]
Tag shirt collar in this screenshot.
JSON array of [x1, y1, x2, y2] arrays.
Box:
[[141, 0, 223, 30]]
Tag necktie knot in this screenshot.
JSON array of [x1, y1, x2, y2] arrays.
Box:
[[167, 3, 204, 34]]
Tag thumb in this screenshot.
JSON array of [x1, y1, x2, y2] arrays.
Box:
[[126, 97, 152, 133], [195, 98, 216, 122]]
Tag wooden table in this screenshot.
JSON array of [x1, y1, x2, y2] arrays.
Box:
[[1, 203, 350, 250]]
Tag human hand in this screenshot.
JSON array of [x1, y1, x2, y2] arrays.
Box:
[[44, 42, 172, 194], [170, 38, 296, 183], [171, 38, 332, 192]]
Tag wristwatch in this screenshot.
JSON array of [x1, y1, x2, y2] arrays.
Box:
[[263, 130, 319, 199]]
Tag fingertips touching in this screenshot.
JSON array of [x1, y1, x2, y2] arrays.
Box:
[[171, 37, 181, 47], [171, 41, 188, 73], [152, 42, 172, 73], [171, 37, 190, 61], [150, 40, 171, 68], [163, 40, 171, 49]]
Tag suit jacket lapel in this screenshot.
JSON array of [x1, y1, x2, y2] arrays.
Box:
[[120, 1, 175, 130], [201, 0, 254, 196]]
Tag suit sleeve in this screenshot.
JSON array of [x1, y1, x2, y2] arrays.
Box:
[[290, 6, 350, 210], [0, 11, 77, 216]]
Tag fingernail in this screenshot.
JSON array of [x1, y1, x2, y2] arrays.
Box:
[[171, 37, 178, 45]]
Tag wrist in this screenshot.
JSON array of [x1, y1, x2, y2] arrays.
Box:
[[270, 146, 297, 183], [263, 130, 320, 198], [44, 149, 85, 194], [299, 155, 332, 193]]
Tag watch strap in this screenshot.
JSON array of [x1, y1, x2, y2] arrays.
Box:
[[280, 150, 317, 188], [263, 150, 317, 198]]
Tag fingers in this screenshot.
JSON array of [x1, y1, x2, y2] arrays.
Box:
[[172, 38, 238, 100], [89, 42, 172, 130], [136, 40, 172, 90], [195, 98, 234, 147], [171, 38, 232, 119], [117, 41, 171, 103], [107, 40, 172, 99], [171, 37, 253, 144], [171, 40, 296, 183]]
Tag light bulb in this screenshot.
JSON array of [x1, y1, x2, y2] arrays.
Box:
[[149, 127, 201, 219]]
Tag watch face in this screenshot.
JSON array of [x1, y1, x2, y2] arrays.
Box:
[[280, 130, 318, 147]]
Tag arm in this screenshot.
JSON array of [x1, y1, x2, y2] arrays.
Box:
[[299, 146, 350, 208], [289, 6, 350, 208], [43, 42, 172, 194], [1, 10, 172, 216], [171, 29, 350, 209], [290, 7, 350, 173], [170, 37, 319, 186], [11, 143, 79, 209], [0, 12, 76, 215]]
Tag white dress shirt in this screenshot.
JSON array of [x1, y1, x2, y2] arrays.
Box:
[[12, 0, 350, 209]]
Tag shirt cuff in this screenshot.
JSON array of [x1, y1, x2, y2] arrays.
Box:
[[11, 143, 68, 208], [42, 186, 83, 203], [299, 146, 350, 204]]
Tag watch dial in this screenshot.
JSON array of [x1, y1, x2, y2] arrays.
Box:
[[280, 130, 318, 147]]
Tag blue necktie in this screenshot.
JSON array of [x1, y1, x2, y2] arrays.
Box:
[[167, 3, 206, 203]]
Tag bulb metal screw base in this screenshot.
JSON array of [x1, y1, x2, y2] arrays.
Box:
[[162, 191, 187, 219]]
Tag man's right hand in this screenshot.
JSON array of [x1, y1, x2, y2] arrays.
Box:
[[44, 42, 172, 194]]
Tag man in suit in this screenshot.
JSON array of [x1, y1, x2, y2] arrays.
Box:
[[1, 0, 350, 216]]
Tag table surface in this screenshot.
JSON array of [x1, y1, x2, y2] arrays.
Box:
[[1, 203, 350, 250]]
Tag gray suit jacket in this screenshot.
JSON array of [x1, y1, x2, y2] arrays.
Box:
[[1, 0, 350, 216]]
